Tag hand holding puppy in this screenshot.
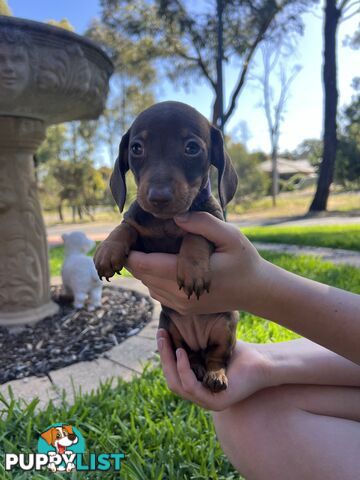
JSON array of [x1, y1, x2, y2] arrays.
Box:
[[126, 212, 263, 315]]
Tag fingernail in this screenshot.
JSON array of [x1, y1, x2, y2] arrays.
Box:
[[176, 348, 183, 360], [157, 328, 165, 339], [175, 213, 189, 223], [157, 338, 164, 352]]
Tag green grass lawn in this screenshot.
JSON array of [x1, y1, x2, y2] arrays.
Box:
[[2, 252, 359, 478], [242, 224, 360, 252]]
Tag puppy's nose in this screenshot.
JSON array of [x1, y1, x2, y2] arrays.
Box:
[[148, 186, 172, 206]]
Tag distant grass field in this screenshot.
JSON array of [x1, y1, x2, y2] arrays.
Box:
[[229, 190, 360, 219], [242, 224, 360, 252]]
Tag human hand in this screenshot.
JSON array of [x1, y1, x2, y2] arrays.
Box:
[[156, 328, 272, 411], [126, 212, 265, 314]]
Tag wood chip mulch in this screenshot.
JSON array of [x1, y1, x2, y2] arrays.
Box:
[[0, 285, 153, 384]]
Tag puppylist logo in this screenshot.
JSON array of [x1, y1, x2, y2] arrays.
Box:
[[5, 423, 125, 473]]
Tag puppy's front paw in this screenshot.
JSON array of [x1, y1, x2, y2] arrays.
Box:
[[203, 369, 228, 392], [94, 240, 130, 281], [177, 256, 211, 299]]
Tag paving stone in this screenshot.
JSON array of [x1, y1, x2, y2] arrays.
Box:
[[253, 242, 360, 267], [138, 301, 161, 339], [49, 358, 136, 402], [107, 335, 158, 372], [0, 376, 57, 410]]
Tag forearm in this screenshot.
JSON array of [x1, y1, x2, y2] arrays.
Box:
[[257, 338, 360, 388], [245, 260, 360, 365]]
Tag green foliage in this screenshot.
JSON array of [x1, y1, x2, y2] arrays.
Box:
[[243, 224, 360, 251], [38, 121, 112, 221], [227, 141, 269, 205], [294, 138, 323, 169], [335, 84, 360, 189], [0, 367, 238, 479], [46, 19, 75, 31]]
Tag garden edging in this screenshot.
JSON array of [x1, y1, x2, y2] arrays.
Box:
[[0, 277, 160, 409]]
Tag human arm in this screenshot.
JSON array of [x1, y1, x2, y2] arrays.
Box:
[[126, 212, 360, 365], [156, 329, 360, 411]]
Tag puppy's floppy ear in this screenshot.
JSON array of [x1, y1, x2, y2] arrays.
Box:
[[41, 428, 56, 446], [110, 129, 130, 212], [210, 126, 238, 209]]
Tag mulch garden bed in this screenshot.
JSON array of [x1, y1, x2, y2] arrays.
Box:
[[0, 285, 153, 384]]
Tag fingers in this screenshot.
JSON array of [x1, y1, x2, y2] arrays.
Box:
[[156, 329, 183, 394], [174, 212, 240, 249], [156, 329, 226, 410], [125, 251, 177, 280]]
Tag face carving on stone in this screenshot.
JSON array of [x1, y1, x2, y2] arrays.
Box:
[[0, 43, 30, 100]]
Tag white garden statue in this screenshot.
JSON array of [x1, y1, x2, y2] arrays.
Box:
[[61, 232, 103, 311]]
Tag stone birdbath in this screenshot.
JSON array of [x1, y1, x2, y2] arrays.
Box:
[[0, 16, 113, 326]]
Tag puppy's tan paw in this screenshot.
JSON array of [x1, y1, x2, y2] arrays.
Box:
[[177, 257, 211, 299], [94, 240, 130, 281], [203, 369, 228, 392]]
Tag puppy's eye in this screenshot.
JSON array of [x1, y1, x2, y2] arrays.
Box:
[[131, 142, 144, 155], [185, 141, 201, 155]]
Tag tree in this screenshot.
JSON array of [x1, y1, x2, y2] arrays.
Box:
[[97, 0, 317, 129], [0, 0, 12, 15], [36, 125, 68, 220], [309, 0, 360, 212], [335, 81, 360, 189], [294, 138, 323, 164], [257, 42, 301, 205], [46, 19, 75, 31], [87, 7, 158, 157]]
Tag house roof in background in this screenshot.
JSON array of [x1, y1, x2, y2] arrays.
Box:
[[260, 158, 316, 175]]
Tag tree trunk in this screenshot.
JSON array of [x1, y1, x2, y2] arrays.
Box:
[[271, 145, 279, 207], [309, 0, 340, 212], [57, 202, 64, 222]]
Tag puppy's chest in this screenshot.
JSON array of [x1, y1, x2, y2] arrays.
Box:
[[129, 218, 186, 254]]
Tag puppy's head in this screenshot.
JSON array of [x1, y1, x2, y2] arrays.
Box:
[[62, 231, 95, 255], [110, 101, 238, 218], [40, 425, 77, 448]]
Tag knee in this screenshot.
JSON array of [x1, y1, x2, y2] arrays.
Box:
[[212, 386, 292, 477]]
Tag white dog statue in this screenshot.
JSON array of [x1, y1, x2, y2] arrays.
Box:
[[61, 231, 103, 311]]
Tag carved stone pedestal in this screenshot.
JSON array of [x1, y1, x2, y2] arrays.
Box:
[[0, 16, 112, 325], [0, 117, 59, 325]]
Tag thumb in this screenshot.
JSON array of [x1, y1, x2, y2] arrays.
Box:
[[174, 212, 238, 249]]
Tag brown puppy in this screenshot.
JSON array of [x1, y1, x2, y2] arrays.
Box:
[[94, 101, 238, 392]]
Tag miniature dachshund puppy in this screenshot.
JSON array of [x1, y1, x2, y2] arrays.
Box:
[[94, 101, 239, 392]]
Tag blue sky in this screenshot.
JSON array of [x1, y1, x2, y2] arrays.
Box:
[[7, 0, 360, 155]]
